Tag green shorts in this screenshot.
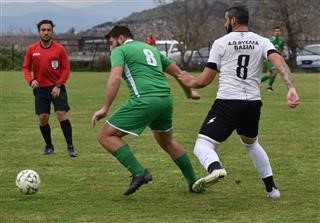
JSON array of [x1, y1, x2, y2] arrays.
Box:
[[107, 96, 173, 136], [266, 61, 276, 72]]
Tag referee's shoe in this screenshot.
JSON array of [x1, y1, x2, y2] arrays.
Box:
[[67, 145, 77, 158], [124, 169, 152, 195], [44, 144, 55, 155]]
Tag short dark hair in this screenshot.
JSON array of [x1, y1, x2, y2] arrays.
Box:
[[105, 25, 134, 40], [225, 6, 249, 25], [37, 19, 55, 31]]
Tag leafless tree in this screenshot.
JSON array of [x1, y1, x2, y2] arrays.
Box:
[[258, 0, 319, 68], [156, 0, 222, 68], [155, 0, 319, 69]]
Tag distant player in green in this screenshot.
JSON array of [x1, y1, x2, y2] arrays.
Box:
[[92, 26, 201, 195], [261, 26, 285, 91]]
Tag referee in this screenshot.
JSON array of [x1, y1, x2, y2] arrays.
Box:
[[22, 19, 77, 157]]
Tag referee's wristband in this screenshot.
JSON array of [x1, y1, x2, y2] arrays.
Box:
[[55, 83, 62, 88]]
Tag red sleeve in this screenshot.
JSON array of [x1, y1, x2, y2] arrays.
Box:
[[151, 38, 156, 45], [22, 46, 33, 84], [57, 46, 70, 84]]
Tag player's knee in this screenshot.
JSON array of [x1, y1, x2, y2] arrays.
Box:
[[56, 111, 68, 121], [38, 114, 49, 126], [97, 130, 105, 145], [158, 139, 173, 150], [240, 136, 258, 150]]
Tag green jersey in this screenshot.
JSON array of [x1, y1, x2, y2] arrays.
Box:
[[270, 36, 285, 52], [110, 40, 172, 98]]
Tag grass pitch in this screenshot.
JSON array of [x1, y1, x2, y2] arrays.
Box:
[[0, 71, 319, 222]]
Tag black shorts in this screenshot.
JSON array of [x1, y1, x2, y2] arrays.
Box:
[[199, 99, 262, 142], [33, 86, 70, 115]]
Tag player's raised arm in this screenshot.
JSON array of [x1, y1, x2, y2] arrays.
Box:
[[267, 52, 300, 108]]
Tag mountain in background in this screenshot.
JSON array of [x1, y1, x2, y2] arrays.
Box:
[[2, 1, 160, 33], [82, 1, 226, 44], [3, 0, 319, 53], [83, 0, 319, 46]]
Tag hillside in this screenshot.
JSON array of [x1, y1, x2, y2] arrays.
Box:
[[2, 0, 319, 56], [81, 1, 226, 47], [81, 0, 320, 50]]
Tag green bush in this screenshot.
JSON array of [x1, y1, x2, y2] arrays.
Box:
[[0, 47, 24, 70], [0, 47, 111, 72]]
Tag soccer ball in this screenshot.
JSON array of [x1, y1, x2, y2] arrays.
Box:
[[16, 169, 41, 195]]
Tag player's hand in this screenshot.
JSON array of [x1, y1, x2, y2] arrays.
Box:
[[287, 87, 299, 108], [178, 71, 195, 88], [51, 86, 61, 99], [190, 90, 201, 100], [92, 107, 107, 127], [30, 80, 39, 89]]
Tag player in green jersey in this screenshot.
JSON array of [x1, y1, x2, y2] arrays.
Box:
[[92, 25, 201, 196], [261, 26, 285, 91]]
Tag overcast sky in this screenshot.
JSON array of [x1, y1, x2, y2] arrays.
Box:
[[2, 0, 165, 33], [2, 0, 160, 8]]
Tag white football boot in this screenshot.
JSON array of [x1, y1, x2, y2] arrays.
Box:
[[192, 168, 227, 192], [267, 187, 281, 199]]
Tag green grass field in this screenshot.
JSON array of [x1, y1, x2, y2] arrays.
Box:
[[0, 71, 319, 223]]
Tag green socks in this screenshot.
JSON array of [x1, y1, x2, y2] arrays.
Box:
[[112, 146, 197, 186], [261, 76, 269, 82], [261, 76, 276, 87], [174, 153, 197, 186], [268, 76, 276, 86], [112, 144, 145, 176]]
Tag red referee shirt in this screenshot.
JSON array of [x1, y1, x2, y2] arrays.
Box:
[[23, 41, 70, 87]]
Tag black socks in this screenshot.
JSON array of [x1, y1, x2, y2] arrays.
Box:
[[60, 119, 73, 146], [262, 176, 277, 192], [39, 124, 52, 146], [207, 161, 223, 173]]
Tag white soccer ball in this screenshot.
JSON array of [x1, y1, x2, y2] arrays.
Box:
[[16, 169, 41, 195]]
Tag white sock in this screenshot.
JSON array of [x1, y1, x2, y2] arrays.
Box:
[[194, 138, 220, 172], [243, 139, 273, 178]]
